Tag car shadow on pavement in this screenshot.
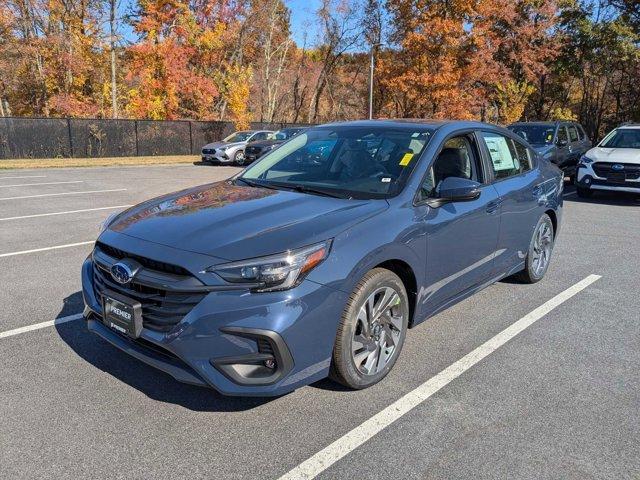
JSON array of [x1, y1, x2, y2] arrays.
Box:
[[55, 292, 277, 412], [564, 190, 640, 206]]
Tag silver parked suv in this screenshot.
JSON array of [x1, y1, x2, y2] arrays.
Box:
[[202, 130, 275, 166]]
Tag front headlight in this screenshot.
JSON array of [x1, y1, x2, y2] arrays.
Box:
[[579, 155, 594, 165], [205, 240, 331, 292]]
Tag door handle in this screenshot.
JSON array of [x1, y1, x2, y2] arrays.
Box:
[[486, 199, 502, 213]]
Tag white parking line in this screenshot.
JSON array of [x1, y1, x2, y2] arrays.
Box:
[[0, 188, 126, 201], [279, 274, 602, 480], [0, 241, 94, 258], [0, 205, 132, 222], [0, 313, 83, 340], [0, 175, 47, 180], [0, 180, 83, 189]]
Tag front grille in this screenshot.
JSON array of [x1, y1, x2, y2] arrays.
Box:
[[92, 245, 207, 333], [96, 242, 190, 276], [592, 162, 640, 180]]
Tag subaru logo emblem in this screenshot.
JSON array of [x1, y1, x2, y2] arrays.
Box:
[[612, 164, 624, 171], [111, 262, 134, 284]]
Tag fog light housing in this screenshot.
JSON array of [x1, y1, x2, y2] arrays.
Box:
[[211, 327, 293, 386]]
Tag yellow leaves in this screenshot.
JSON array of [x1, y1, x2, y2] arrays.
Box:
[[548, 107, 577, 121], [494, 81, 536, 124], [225, 64, 253, 130]]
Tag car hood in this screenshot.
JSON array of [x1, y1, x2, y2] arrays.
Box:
[[202, 141, 244, 150], [586, 147, 640, 164], [532, 145, 555, 156], [107, 182, 387, 261]]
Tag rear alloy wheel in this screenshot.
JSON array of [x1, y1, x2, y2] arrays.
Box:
[[513, 214, 555, 284], [234, 150, 245, 165], [330, 268, 409, 389]]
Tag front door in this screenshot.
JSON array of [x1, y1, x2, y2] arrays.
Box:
[[416, 133, 501, 312]]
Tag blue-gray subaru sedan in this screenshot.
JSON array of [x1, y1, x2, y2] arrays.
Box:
[[82, 120, 563, 396]]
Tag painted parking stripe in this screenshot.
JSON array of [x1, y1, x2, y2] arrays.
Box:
[[0, 175, 47, 180], [0, 205, 132, 222], [0, 180, 83, 189], [279, 274, 602, 480], [0, 313, 83, 340], [0, 188, 126, 201], [0, 241, 94, 258]]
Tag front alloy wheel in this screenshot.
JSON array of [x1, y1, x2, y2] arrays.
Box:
[[331, 268, 409, 389], [234, 150, 245, 165]]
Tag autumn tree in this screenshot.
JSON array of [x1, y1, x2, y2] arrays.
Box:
[[127, 0, 222, 119]]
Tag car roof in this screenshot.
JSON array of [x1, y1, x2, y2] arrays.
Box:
[[617, 124, 640, 130], [317, 119, 503, 131]]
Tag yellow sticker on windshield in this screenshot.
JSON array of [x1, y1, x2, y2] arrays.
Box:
[[399, 153, 414, 166]]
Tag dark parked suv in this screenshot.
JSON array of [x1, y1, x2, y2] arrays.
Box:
[[508, 121, 591, 182]]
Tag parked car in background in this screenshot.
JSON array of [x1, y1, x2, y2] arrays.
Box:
[[575, 123, 640, 198], [201, 130, 275, 165], [508, 121, 591, 182], [83, 119, 563, 397], [244, 127, 306, 165]]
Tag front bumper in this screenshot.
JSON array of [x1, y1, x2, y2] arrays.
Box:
[[576, 164, 640, 193], [82, 254, 347, 397], [201, 150, 234, 164]]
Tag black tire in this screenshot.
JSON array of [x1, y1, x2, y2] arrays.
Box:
[[234, 150, 245, 165], [576, 186, 593, 198], [330, 268, 409, 389], [512, 214, 555, 284]]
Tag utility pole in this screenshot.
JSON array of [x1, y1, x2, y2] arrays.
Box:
[[368, 43, 383, 120], [109, 0, 118, 118]]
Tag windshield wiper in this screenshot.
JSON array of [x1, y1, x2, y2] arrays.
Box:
[[234, 177, 280, 191], [288, 184, 348, 199]]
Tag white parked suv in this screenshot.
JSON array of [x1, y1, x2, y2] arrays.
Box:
[[575, 124, 640, 198]]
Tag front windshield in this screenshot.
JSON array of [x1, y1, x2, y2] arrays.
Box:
[[275, 128, 302, 140], [240, 126, 433, 199], [599, 129, 640, 149], [508, 125, 555, 146], [224, 131, 253, 143]]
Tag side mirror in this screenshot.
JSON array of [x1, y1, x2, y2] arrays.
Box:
[[432, 177, 481, 205]]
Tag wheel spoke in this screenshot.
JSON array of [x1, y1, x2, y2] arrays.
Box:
[[362, 346, 379, 374]]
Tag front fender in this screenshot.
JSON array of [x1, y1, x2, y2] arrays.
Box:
[[306, 204, 426, 311]]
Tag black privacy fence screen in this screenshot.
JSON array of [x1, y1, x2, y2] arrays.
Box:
[[0, 117, 311, 159]]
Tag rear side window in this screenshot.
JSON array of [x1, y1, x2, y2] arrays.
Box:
[[480, 132, 532, 180], [568, 126, 579, 142], [577, 125, 586, 140]]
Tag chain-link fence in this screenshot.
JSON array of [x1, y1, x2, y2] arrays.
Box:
[[0, 117, 310, 159]]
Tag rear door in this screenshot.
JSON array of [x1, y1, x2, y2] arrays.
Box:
[[478, 130, 545, 276]]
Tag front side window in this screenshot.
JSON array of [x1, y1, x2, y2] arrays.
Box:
[[251, 132, 271, 141], [599, 128, 640, 149], [418, 135, 478, 201], [241, 126, 433, 199], [568, 126, 579, 142], [480, 132, 531, 180]]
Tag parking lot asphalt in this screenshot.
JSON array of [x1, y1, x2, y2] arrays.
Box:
[[0, 165, 638, 479]]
